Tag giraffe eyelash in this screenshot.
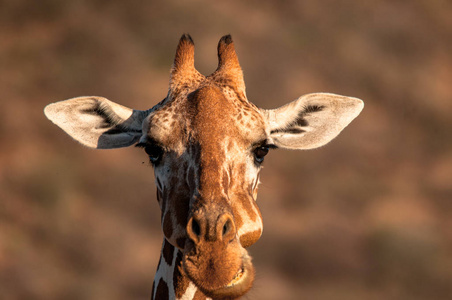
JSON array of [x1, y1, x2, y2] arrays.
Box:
[[136, 142, 164, 165], [251, 139, 277, 150]]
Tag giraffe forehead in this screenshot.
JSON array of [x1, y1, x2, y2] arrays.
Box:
[[148, 84, 267, 151], [192, 85, 265, 140]]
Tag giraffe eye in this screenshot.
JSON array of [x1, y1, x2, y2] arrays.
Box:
[[145, 144, 163, 164], [137, 143, 163, 164], [254, 146, 269, 164]]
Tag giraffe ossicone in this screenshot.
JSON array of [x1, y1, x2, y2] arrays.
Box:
[[44, 34, 363, 299]]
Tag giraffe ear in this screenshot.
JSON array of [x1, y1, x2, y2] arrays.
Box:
[[263, 93, 364, 150], [44, 96, 150, 149]]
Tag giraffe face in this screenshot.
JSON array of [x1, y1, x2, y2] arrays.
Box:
[[141, 83, 266, 297], [134, 35, 274, 297]]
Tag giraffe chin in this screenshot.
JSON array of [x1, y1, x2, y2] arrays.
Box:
[[182, 239, 255, 299]]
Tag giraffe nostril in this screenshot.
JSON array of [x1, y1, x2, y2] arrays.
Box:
[[187, 216, 202, 244], [191, 218, 201, 237], [222, 220, 231, 236], [220, 215, 236, 243], [188, 212, 236, 244]]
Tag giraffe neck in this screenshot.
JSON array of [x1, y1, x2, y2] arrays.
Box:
[[152, 239, 212, 300]]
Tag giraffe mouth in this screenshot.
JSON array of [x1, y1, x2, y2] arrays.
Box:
[[183, 243, 255, 298], [222, 257, 254, 291], [226, 265, 245, 287]]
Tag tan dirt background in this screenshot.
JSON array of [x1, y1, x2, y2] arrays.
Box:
[[1, 1, 451, 299]]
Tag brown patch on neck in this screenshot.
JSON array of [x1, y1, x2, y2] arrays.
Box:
[[154, 279, 169, 300]]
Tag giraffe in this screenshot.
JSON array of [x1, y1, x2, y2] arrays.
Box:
[[44, 34, 364, 299]]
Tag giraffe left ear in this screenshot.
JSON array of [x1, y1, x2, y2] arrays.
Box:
[[262, 93, 364, 150], [44, 96, 151, 149]]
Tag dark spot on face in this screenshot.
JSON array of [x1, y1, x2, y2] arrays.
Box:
[[174, 194, 190, 233], [163, 213, 173, 239], [176, 237, 186, 249], [162, 239, 174, 265]]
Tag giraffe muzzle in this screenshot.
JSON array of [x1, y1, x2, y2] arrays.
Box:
[[182, 210, 255, 298]]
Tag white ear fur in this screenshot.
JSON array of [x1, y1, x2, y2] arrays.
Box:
[[44, 96, 149, 149], [262, 93, 364, 150]]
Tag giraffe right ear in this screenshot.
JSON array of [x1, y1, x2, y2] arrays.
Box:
[[44, 96, 150, 149], [262, 93, 364, 150]]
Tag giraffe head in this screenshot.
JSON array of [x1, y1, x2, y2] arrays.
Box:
[[44, 34, 363, 298]]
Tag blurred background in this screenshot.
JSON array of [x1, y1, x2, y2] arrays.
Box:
[[1, 0, 451, 299]]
